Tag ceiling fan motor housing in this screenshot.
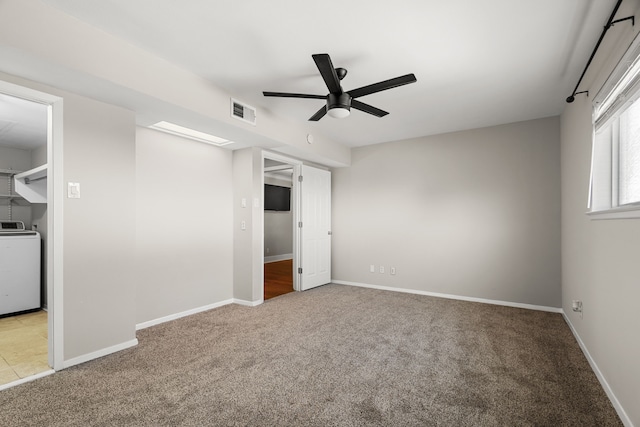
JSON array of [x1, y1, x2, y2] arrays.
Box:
[[328, 92, 351, 111]]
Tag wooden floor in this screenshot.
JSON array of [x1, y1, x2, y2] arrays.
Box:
[[264, 259, 294, 300]]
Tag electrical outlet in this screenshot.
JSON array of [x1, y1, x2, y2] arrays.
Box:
[[390, 267, 396, 275], [379, 266, 385, 274], [370, 265, 375, 273], [241, 220, 246, 230], [266, 247, 270, 254]]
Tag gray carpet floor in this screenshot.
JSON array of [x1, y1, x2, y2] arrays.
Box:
[[0, 284, 622, 426]]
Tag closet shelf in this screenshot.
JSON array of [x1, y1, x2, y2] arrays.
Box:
[[0, 194, 31, 206], [14, 164, 47, 203]]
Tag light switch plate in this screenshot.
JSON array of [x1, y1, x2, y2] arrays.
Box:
[[68, 182, 80, 199]]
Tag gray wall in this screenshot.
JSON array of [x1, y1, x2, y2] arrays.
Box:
[[135, 127, 234, 323], [332, 116, 561, 308], [1, 70, 138, 361], [233, 147, 264, 302], [561, 0, 640, 423], [264, 174, 293, 259], [61, 90, 137, 360], [0, 146, 33, 228]]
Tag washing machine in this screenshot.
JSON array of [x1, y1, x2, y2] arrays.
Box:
[[0, 221, 41, 317]]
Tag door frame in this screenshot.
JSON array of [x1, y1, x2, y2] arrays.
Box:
[[262, 151, 302, 292], [0, 79, 64, 371]]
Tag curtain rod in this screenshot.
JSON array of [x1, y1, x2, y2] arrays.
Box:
[[566, 0, 634, 103]]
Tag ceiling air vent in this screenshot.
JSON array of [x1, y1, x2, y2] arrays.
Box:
[[231, 98, 256, 125]]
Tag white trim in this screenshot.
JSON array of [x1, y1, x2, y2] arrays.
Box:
[[63, 339, 138, 369], [233, 298, 263, 307], [264, 254, 293, 263], [562, 312, 633, 427], [262, 150, 303, 167], [50, 96, 64, 371], [587, 205, 640, 220], [332, 280, 563, 313], [136, 299, 235, 330], [0, 369, 55, 392]]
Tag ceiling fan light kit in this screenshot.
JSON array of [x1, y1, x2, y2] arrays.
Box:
[[327, 92, 351, 118], [263, 53, 416, 121]]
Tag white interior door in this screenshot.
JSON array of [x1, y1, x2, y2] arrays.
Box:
[[300, 165, 331, 291]]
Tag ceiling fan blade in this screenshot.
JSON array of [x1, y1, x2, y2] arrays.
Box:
[[348, 73, 417, 99], [312, 54, 342, 94], [351, 99, 389, 117], [309, 105, 327, 121], [263, 91, 326, 99]]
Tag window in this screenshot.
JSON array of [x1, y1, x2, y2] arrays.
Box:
[[588, 33, 640, 219]]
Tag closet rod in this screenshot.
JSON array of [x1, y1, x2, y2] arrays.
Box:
[[566, 0, 634, 103], [24, 176, 46, 184]]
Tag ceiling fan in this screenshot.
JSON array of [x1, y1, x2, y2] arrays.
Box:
[[263, 54, 417, 121]]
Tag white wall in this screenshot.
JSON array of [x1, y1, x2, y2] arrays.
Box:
[[561, 1, 640, 424], [332, 117, 561, 308], [135, 127, 234, 324]]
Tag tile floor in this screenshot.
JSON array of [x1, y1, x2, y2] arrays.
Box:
[[0, 310, 49, 386]]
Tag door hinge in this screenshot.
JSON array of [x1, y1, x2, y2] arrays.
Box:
[[298, 221, 303, 228], [298, 175, 303, 182], [298, 267, 303, 274]]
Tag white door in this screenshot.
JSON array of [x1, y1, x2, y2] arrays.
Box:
[[300, 165, 331, 290]]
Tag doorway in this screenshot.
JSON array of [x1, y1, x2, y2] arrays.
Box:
[[263, 156, 296, 300], [261, 151, 332, 300], [0, 80, 63, 386]]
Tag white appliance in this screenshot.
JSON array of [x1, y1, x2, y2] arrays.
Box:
[[0, 221, 41, 316]]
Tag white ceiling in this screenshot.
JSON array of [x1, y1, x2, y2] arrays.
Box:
[[0, 93, 47, 150], [8, 1, 617, 148]]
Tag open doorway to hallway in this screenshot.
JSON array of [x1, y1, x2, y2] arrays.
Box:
[[263, 157, 295, 300]]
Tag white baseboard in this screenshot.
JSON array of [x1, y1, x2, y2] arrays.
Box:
[[0, 369, 55, 392], [233, 298, 263, 307], [136, 299, 235, 331], [63, 298, 259, 371], [332, 280, 562, 313], [562, 312, 633, 427], [63, 338, 138, 369], [264, 254, 293, 263]]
